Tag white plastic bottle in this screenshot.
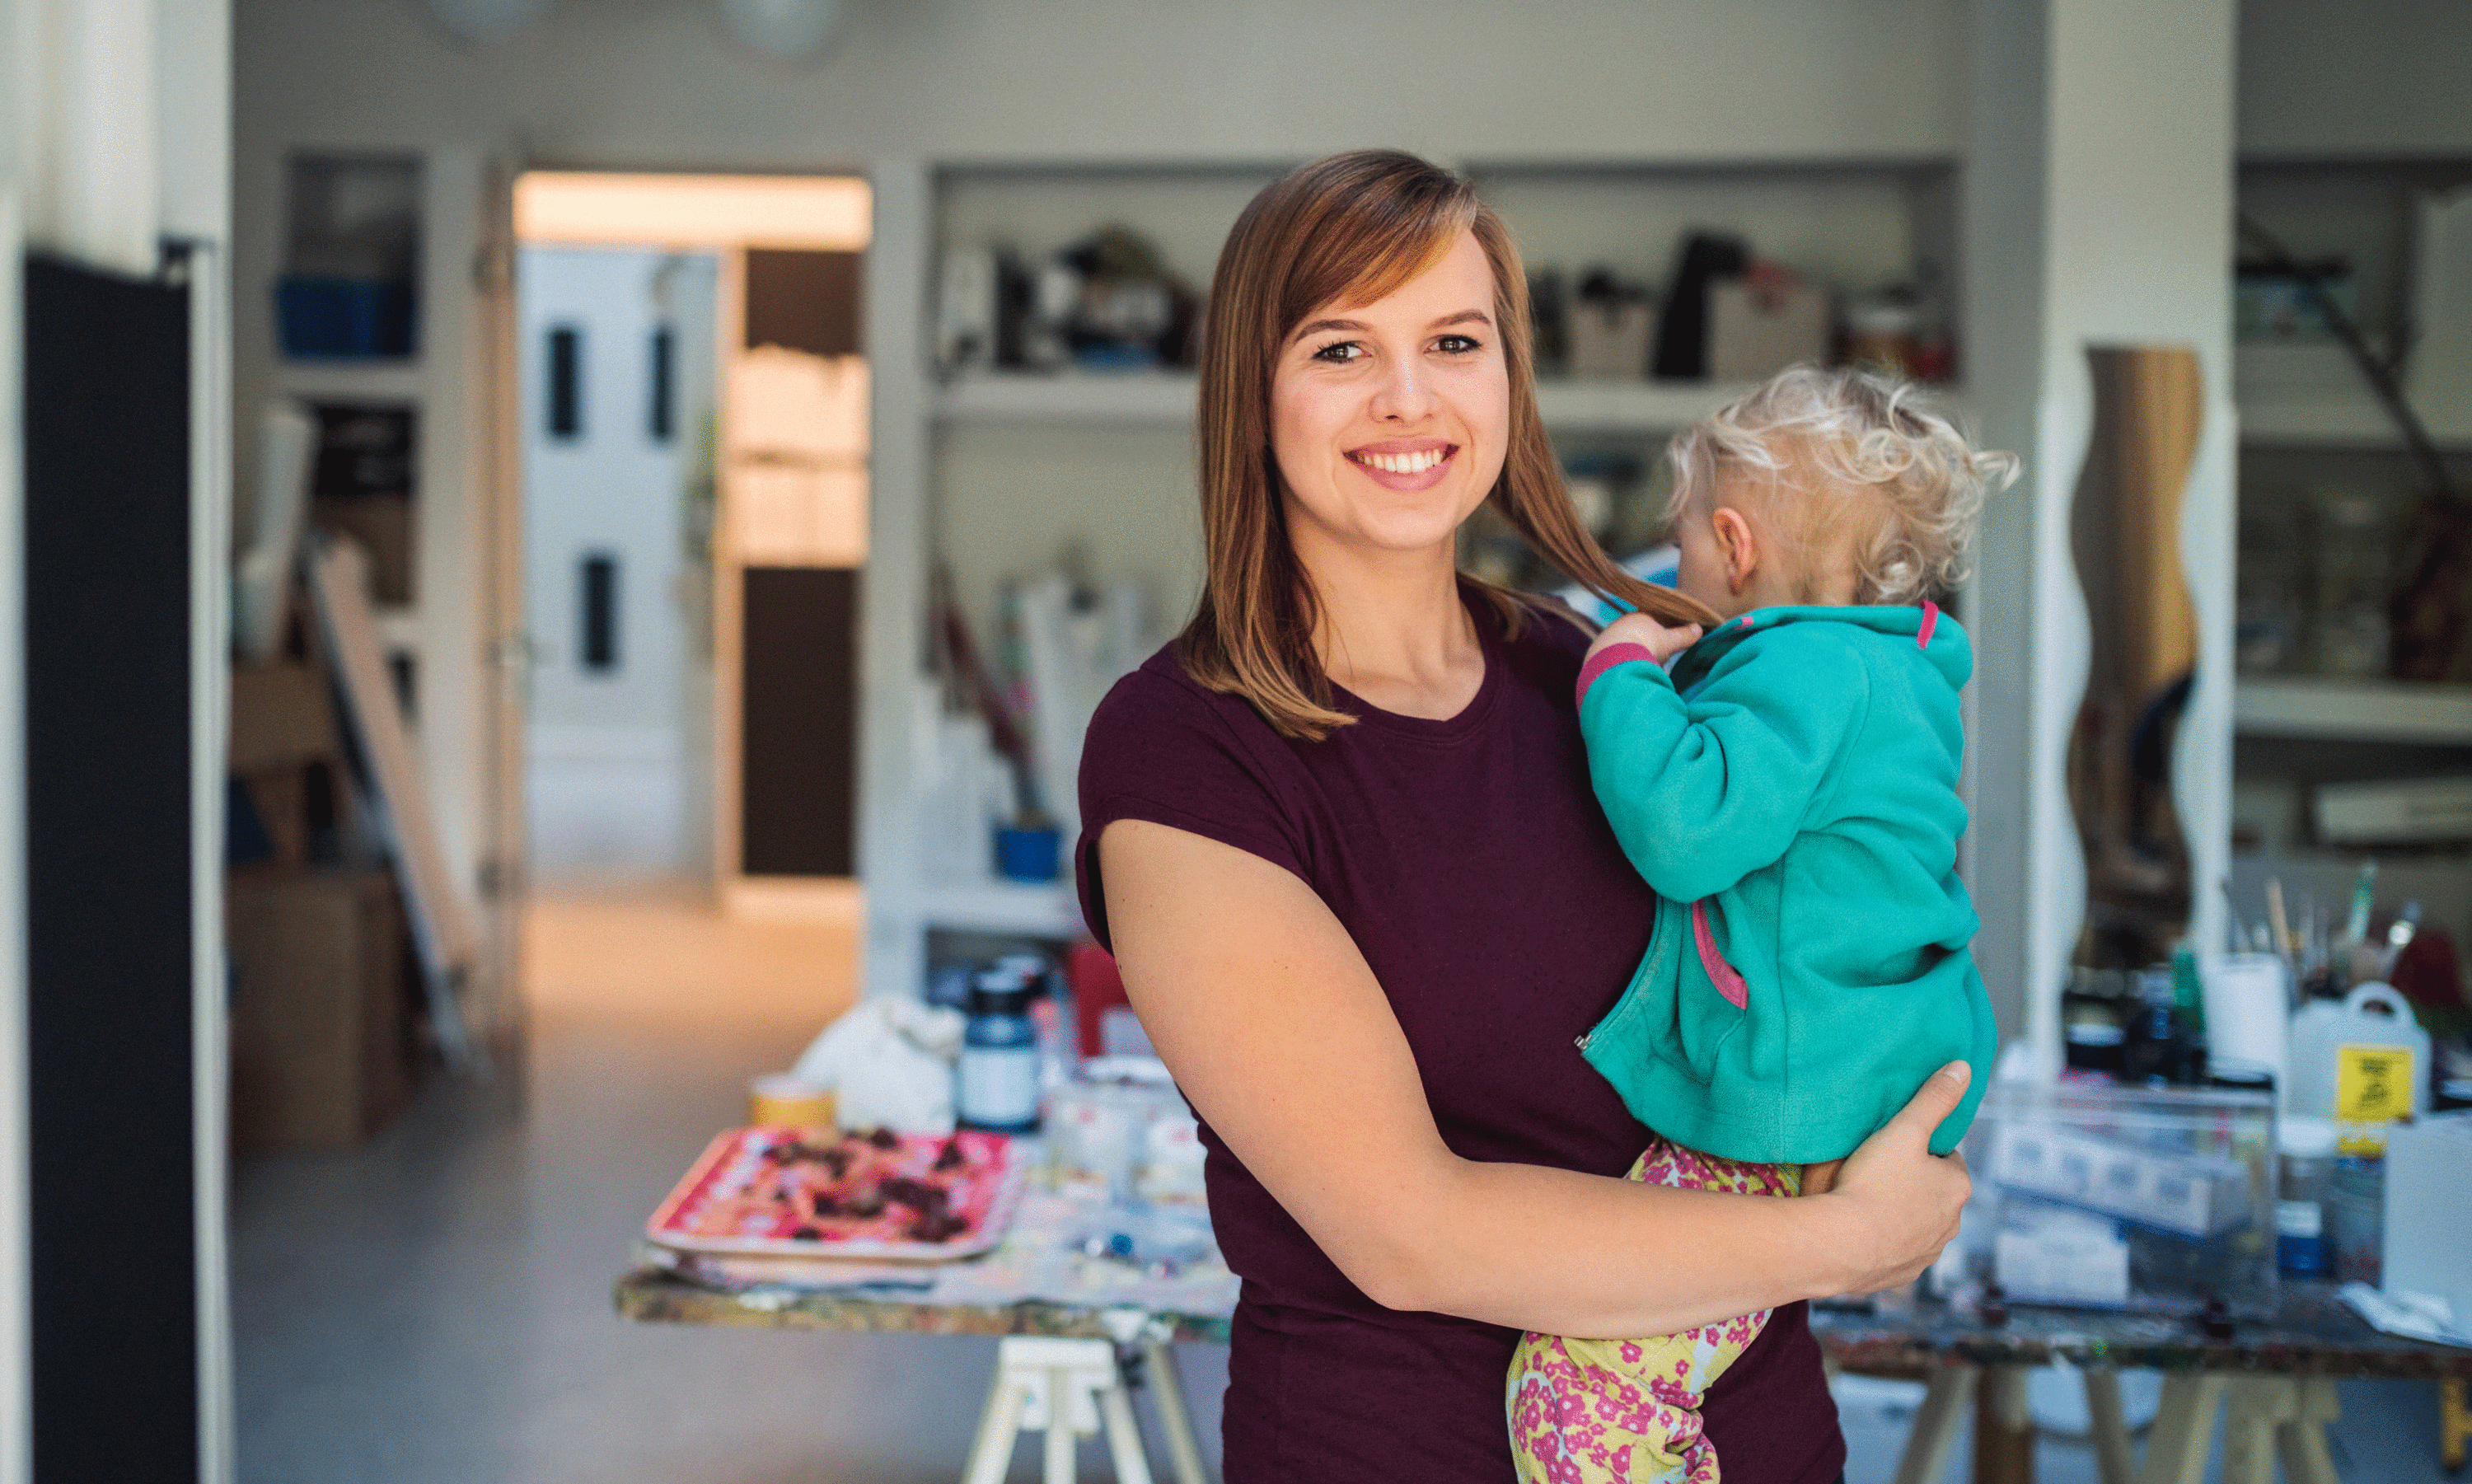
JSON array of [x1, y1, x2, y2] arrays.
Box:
[[2285, 981, 2431, 1154]]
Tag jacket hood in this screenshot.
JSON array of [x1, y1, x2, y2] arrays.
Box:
[[1671, 602, 1972, 694]]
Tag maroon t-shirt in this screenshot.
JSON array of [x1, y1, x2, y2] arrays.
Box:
[[1075, 593, 1846, 1484]]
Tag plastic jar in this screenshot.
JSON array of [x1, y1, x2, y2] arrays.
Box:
[[2276, 1115, 2337, 1275], [957, 971, 1042, 1134]]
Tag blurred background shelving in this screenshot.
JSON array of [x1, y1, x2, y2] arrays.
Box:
[[2227, 155, 2472, 938]]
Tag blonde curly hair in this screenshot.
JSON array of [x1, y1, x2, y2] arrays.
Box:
[[1664, 365, 2019, 606]]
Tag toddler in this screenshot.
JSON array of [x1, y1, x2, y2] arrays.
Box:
[[1509, 366, 2017, 1483]]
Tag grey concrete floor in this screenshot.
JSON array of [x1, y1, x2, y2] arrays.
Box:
[[232, 889, 1226, 1483], [234, 890, 2464, 1482]]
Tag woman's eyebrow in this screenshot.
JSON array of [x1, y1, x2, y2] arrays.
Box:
[[1291, 316, 1369, 340], [1290, 308, 1493, 343]]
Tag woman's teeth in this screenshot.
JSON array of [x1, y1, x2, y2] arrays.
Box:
[[1355, 448, 1446, 475]]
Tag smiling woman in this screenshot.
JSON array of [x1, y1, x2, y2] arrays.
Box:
[[1075, 151, 1969, 1484], [1181, 150, 1714, 738]]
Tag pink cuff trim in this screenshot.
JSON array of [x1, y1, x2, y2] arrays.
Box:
[[1917, 599, 1941, 651], [1575, 643, 1660, 708]]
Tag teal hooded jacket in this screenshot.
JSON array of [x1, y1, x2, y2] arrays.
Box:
[[1573, 602, 1995, 1163]]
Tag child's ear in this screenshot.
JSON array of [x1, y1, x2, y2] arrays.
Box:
[[1711, 507, 1758, 595]]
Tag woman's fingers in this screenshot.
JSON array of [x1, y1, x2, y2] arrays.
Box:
[[1827, 1062, 1975, 1294], [1881, 1060, 1972, 1148]]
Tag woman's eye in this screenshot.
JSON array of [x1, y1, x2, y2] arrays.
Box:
[[1435, 335, 1482, 355], [1310, 340, 1363, 363]]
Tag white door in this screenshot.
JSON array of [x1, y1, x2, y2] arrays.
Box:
[[517, 246, 719, 883]]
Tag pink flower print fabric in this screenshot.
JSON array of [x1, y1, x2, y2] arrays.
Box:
[[1506, 1139, 1801, 1483]]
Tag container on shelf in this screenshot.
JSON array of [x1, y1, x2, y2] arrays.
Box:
[[277, 276, 416, 359], [995, 822, 1061, 882], [2308, 487, 2399, 678]]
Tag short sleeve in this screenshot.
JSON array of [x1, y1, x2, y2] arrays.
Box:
[[1074, 662, 1313, 952]]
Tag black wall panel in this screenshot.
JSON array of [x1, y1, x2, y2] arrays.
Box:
[[21, 255, 199, 1479], [740, 567, 856, 877]]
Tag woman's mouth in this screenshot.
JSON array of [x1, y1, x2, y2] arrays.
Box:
[[1346, 442, 1457, 489]]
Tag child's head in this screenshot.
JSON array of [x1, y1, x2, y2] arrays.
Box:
[[1664, 365, 2018, 619]]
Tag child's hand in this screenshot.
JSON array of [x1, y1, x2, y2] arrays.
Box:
[[1585, 611, 1704, 667]]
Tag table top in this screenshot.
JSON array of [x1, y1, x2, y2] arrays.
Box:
[[615, 1265, 1235, 1343], [1811, 1283, 2471, 1379], [616, 1267, 2470, 1377]]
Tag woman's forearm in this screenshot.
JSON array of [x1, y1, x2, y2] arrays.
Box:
[[1102, 818, 1970, 1344], [1360, 1157, 1856, 1338]]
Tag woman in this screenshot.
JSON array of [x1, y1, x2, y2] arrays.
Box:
[[1075, 151, 1971, 1482]]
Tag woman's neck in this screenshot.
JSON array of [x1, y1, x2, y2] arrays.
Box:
[[1298, 536, 1485, 721]]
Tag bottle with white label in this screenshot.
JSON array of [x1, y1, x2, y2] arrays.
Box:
[[958, 971, 1042, 1134]]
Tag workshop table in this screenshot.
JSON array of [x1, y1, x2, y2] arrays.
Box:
[[619, 1174, 2469, 1484], [1810, 1283, 2472, 1484]]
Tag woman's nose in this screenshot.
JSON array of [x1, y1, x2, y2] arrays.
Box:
[[1367, 352, 1436, 422]]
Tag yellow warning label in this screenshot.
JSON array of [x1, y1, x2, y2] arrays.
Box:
[[2335, 1042, 2416, 1150]]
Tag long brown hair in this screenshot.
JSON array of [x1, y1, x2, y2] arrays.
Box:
[[1178, 150, 1716, 740]]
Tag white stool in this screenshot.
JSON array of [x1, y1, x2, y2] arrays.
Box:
[[960, 1332, 1210, 1484]]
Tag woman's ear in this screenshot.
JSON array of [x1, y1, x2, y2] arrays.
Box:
[[1711, 507, 1758, 595]]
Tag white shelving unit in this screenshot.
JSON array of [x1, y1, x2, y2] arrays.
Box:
[[276, 358, 426, 405], [2234, 676, 2472, 745], [2227, 157, 2472, 886], [919, 878, 1084, 938]]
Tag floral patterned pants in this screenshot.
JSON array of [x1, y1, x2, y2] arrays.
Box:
[[1506, 1140, 1801, 1484]]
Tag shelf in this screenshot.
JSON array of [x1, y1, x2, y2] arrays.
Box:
[[2239, 394, 2472, 450], [933, 372, 1969, 434], [2233, 676, 2472, 745], [934, 371, 1196, 424], [277, 359, 425, 404], [919, 877, 1084, 938], [2235, 344, 2472, 449]]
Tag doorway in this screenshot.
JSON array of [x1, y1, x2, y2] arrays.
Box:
[[510, 173, 871, 911]]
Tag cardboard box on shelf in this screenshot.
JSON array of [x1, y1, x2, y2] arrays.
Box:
[[227, 868, 417, 1151], [1707, 279, 1829, 382]]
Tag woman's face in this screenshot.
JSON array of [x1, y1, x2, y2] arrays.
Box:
[[1268, 230, 1511, 566]]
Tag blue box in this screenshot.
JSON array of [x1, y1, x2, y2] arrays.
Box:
[[276, 277, 416, 359], [995, 826, 1062, 882]]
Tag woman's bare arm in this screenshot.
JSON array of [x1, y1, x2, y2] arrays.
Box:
[[1100, 817, 1972, 1339]]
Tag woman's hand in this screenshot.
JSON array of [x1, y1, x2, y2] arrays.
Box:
[[1585, 610, 1702, 667], [1806, 1061, 1974, 1295]]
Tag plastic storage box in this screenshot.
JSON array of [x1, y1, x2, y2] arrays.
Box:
[[1973, 1080, 2279, 1318]]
